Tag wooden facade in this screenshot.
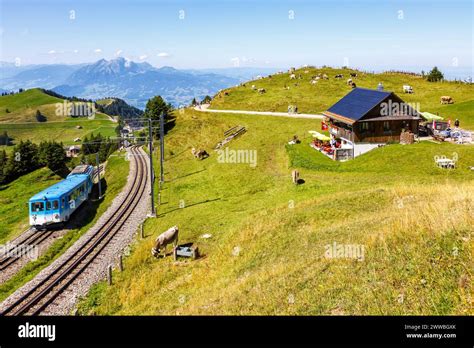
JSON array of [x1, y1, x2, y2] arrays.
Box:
[[323, 88, 420, 144]]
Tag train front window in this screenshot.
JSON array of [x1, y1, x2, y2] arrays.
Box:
[[53, 201, 59, 210], [46, 201, 52, 210], [31, 202, 44, 212]]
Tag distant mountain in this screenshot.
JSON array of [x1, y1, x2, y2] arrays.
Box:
[[0, 59, 271, 109], [0, 63, 84, 89], [184, 67, 280, 81]]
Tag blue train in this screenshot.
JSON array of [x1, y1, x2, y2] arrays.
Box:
[[29, 165, 95, 229]]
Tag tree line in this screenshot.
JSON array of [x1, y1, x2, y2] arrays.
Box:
[[0, 140, 67, 184]]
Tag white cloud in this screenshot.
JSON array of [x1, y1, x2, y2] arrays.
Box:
[[48, 50, 56, 54], [230, 57, 240, 67], [157, 52, 170, 58], [139, 54, 148, 60], [73, 49, 79, 54], [94, 48, 102, 53], [115, 49, 123, 56]]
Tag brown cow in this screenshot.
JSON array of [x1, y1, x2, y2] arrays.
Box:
[[151, 226, 179, 257], [440, 96, 454, 104]]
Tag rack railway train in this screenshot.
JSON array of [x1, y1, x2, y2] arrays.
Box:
[[29, 165, 95, 229]]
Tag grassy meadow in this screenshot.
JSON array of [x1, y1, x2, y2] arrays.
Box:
[[78, 108, 473, 315], [0, 88, 117, 146], [210, 67, 474, 129]]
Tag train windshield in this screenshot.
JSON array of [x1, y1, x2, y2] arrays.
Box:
[[31, 202, 45, 212], [45, 200, 59, 211]]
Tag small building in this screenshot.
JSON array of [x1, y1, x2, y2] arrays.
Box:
[[322, 88, 421, 144], [66, 145, 81, 158]]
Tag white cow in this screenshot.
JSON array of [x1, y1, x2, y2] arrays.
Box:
[[151, 226, 179, 257], [403, 85, 414, 93]]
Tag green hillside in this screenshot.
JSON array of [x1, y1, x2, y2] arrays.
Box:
[[0, 89, 117, 146], [78, 107, 473, 316], [210, 67, 474, 129]]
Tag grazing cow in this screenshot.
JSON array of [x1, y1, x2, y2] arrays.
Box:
[[322, 74, 329, 80], [289, 67, 296, 73], [191, 147, 209, 160], [335, 74, 344, 79], [440, 96, 454, 104], [291, 170, 300, 185], [151, 226, 179, 258], [347, 78, 353, 85], [258, 88, 266, 94], [351, 82, 357, 88], [251, 85, 256, 90], [350, 73, 358, 78], [310, 79, 318, 85], [224, 91, 229, 96], [403, 85, 413, 93], [290, 74, 296, 80]]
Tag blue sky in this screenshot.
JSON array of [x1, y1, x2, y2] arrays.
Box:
[[0, 0, 472, 73]]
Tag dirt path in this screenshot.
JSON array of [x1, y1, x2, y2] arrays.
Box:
[[194, 104, 324, 120]]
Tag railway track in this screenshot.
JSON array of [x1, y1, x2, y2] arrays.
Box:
[[0, 164, 105, 273], [0, 146, 147, 316]]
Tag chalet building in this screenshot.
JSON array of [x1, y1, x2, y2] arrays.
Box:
[[322, 88, 421, 144]]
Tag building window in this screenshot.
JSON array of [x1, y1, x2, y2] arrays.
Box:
[[360, 122, 369, 133]]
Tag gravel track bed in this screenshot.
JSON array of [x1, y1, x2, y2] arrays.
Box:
[[0, 148, 151, 315]]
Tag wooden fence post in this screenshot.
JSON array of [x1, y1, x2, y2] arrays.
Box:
[[107, 265, 112, 285], [118, 255, 123, 272], [141, 223, 144, 239]]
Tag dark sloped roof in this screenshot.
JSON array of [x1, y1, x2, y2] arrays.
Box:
[[327, 88, 391, 121]]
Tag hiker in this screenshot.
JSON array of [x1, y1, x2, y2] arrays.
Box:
[[454, 119, 460, 128]]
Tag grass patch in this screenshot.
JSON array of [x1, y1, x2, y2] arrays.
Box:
[[209, 67, 474, 129], [77, 108, 473, 315]]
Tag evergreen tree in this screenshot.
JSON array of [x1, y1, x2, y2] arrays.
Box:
[[427, 66, 444, 82]]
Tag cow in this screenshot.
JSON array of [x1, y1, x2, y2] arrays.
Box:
[[290, 74, 296, 80], [350, 73, 358, 78], [310, 79, 318, 85], [151, 226, 179, 258], [258, 88, 266, 94], [224, 91, 229, 96], [347, 78, 353, 85], [291, 170, 300, 185], [322, 74, 329, 80], [251, 85, 256, 90], [335, 74, 344, 79], [403, 85, 413, 93], [440, 96, 454, 104], [191, 147, 209, 160], [351, 82, 357, 88]]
